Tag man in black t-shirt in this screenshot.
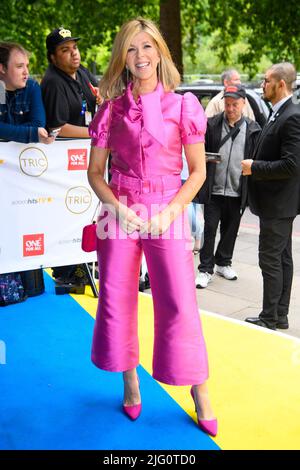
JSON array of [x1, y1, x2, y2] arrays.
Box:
[[41, 27, 100, 285], [41, 27, 99, 138]]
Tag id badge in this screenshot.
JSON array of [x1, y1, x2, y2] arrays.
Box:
[[85, 111, 92, 126]]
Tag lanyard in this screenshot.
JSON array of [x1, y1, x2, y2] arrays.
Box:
[[80, 97, 87, 115]]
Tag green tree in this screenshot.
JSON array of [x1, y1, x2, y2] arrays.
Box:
[[205, 0, 300, 75], [1, 0, 300, 77], [0, 0, 157, 74]]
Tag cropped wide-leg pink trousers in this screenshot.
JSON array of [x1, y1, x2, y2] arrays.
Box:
[[91, 172, 209, 385]]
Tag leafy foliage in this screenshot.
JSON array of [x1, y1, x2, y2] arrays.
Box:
[[206, 0, 300, 75], [0, 0, 158, 74], [1, 0, 299, 77]]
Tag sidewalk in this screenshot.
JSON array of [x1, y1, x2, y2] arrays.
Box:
[[194, 211, 300, 339]]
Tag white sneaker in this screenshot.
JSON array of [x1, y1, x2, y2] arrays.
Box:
[[195, 272, 212, 288], [216, 265, 237, 280]]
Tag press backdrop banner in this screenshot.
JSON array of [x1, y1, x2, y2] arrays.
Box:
[[0, 139, 99, 274]]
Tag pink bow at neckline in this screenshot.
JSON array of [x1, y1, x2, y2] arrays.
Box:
[[124, 82, 167, 148]]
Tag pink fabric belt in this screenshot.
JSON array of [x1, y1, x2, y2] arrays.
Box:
[[110, 171, 181, 193]]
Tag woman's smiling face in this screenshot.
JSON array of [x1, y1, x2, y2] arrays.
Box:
[[126, 31, 160, 84]]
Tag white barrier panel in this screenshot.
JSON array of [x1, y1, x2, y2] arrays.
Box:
[[0, 139, 98, 274]]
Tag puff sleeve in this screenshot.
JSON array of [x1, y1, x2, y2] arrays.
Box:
[[88, 100, 111, 148], [180, 92, 207, 145]]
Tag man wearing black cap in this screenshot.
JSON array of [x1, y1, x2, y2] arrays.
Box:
[[41, 27, 99, 138], [41, 28, 99, 286], [195, 84, 261, 289], [205, 69, 255, 120]]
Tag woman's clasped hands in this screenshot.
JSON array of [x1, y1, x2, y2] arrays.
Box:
[[140, 209, 174, 237], [117, 203, 174, 236], [117, 203, 144, 234]]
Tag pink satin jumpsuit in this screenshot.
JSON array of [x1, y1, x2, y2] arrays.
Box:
[[89, 82, 209, 386]]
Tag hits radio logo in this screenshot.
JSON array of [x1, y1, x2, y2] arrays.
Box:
[[23, 233, 45, 257], [68, 149, 88, 170]]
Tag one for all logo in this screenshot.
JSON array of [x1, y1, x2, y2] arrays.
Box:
[[68, 149, 88, 170], [23, 233, 44, 257]]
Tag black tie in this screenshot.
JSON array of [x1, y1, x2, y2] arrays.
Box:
[[267, 107, 273, 122]]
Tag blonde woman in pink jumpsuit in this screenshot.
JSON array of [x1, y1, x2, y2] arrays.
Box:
[[87, 18, 217, 436]]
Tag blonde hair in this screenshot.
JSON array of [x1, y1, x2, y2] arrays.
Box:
[[99, 17, 181, 99]]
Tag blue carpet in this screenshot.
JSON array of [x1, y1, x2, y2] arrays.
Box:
[[0, 273, 219, 450]]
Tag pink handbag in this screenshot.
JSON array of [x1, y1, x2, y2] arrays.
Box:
[[82, 102, 111, 253], [81, 222, 97, 252], [81, 203, 99, 252]]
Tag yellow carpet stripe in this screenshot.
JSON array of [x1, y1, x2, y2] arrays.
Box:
[[69, 283, 300, 449]]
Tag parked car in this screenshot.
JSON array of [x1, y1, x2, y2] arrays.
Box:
[[293, 76, 300, 103], [176, 84, 270, 127]]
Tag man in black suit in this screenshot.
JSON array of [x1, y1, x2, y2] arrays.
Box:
[[241, 62, 300, 330]]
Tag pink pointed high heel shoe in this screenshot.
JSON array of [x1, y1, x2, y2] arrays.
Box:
[[190, 387, 218, 437], [123, 402, 142, 420], [122, 376, 141, 420]]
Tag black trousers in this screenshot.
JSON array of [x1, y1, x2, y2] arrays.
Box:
[[259, 217, 294, 328], [199, 195, 242, 274]]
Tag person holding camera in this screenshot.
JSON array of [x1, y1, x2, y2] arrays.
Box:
[[195, 84, 261, 289]]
